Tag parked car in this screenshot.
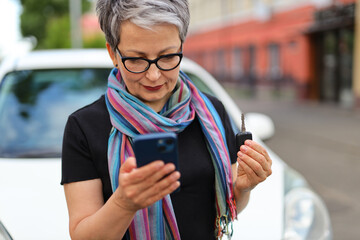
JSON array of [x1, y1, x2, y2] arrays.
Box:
[[0, 49, 332, 240]]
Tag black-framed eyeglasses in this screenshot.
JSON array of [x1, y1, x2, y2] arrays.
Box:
[[116, 47, 183, 73]]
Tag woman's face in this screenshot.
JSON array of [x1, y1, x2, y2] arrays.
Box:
[[107, 21, 182, 112]]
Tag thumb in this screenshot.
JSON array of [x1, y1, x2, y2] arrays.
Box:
[[120, 157, 137, 173]]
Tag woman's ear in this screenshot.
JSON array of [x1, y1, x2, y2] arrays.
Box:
[[106, 42, 118, 67]]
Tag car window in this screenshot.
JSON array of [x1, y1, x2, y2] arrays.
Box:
[[0, 68, 109, 158], [0, 67, 236, 158]]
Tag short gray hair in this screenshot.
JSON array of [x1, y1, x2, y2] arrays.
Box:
[[96, 0, 190, 51]]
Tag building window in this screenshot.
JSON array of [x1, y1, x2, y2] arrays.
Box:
[[202, 51, 214, 73], [267, 43, 282, 81], [216, 49, 226, 81], [247, 45, 257, 85], [231, 47, 244, 81]]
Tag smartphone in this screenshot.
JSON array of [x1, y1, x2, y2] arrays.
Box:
[[133, 132, 179, 171], [133, 132, 180, 192]]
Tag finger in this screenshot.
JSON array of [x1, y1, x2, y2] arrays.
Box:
[[123, 160, 165, 185], [244, 140, 272, 170], [132, 163, 178, 193], [239, 145, 271, 172], [237, 151, 268, 180], [245, 140, 272, 164], [237, 159, 259, 182], [147, 170, 180, 196], [143, 181, 180, 207], [120, 157, 137, 174], [135, 171, 181, 206]]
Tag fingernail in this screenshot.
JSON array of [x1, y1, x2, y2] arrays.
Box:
[[167, 163, 176, 171], [245, 140, 252, 146], [155, 161, 164, 169], [241, 146, 248, 152]]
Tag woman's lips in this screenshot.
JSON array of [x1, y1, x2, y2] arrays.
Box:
[[143, 84, 163, 91]]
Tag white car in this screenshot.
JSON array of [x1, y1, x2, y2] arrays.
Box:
[[0, 49, 332, 240]]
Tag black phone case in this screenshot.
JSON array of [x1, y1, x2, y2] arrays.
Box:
[[133, 132, 179, 171]]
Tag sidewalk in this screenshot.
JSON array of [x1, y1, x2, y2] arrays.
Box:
[[224, 83, 360, 240]]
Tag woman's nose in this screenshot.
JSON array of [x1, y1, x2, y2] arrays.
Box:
[[145, 63, 161, 81]]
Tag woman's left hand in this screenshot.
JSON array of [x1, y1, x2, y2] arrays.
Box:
[[235, 140, 272, 193]]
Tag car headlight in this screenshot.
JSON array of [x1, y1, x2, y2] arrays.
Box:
[[283, 167, 332, 240], [0, 221, 12, 240]]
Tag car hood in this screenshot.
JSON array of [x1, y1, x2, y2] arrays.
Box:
[[0, 158, 69, 240]]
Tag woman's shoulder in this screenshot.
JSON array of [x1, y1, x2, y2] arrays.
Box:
[[65, 95, 111, 140], [68, 95, 109, 123]]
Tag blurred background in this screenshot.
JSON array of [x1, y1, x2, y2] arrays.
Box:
[[1, 0, 359, 108], [0, 0, 359, 239]]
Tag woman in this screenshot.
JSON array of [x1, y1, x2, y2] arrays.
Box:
[[61, 0, 272, 239]]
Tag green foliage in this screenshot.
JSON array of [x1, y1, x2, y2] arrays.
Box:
[[83, 34, 106, 49], [43, 15, 71, 49], [20, 0, 91, 49]]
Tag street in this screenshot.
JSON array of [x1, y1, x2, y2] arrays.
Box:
[[225, 84, 360, 240]]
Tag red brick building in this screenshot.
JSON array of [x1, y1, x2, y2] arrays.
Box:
[[184, 0, 356, 105]]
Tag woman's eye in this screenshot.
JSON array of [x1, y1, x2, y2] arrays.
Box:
[[160, 55, 176, 62], [128, 59, 141, 63]]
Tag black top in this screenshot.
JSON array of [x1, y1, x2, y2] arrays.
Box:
[[61, 94, 237, 240]]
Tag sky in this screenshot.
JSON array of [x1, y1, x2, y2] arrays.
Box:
[[0, 0, 31, 58]]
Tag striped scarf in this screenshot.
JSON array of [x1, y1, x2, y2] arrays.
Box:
[[105, 68, 236, 239]]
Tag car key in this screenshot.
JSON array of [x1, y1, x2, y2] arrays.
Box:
[[236, 113, 253, 150]]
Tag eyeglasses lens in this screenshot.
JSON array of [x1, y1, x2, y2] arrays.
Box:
[[124, 59, 148, 73], [157, 55, 181, 70], [124, 55, 181, 73]]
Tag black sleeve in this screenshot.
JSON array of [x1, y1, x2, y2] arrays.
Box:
[[205, 94, 237, 164], [61, 115, 99, 185]]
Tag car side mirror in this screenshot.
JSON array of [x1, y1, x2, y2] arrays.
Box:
[[245, 112, 275, 141]]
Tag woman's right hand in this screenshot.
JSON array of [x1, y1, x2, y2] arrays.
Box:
[[114, 157, 180, 213], [64, 157, 178, 240]]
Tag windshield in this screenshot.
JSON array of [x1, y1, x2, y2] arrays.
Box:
[[0, 68, 109, 158], [0, 67, 236, 158]]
